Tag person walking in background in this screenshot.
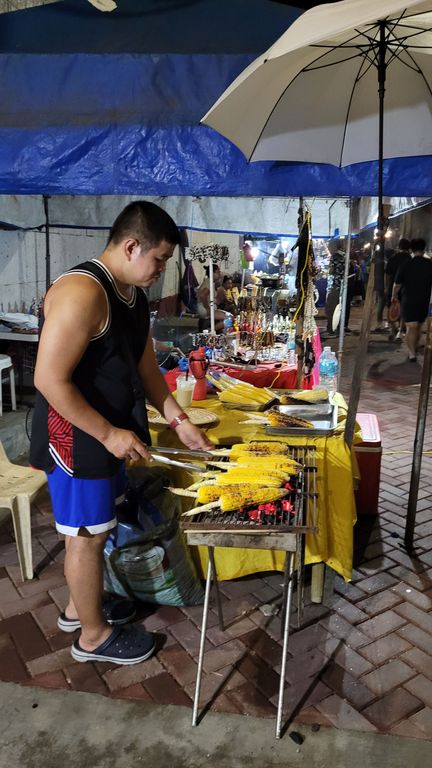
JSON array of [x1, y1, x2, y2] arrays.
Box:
[[30, 201, 213, 666], [325, 239, 345, 335], [385, 237, 411, 341], [392, 237, 432, 362]]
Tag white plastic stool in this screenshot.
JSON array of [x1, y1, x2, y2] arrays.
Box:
[[0, 354, 17, 417], [0, 440, 47, 580]]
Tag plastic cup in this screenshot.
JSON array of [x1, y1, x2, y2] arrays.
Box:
[[175, 374, 196, 408]]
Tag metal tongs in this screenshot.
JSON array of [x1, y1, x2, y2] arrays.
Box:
[[148, 445, 229, 473]]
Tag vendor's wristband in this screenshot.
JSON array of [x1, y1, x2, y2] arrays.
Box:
[[169, 412, 190, 430]]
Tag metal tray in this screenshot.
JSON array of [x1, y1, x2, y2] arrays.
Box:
[[265, 403, 338, 436], [278, 403, 333, 417], [222, 397, 279, 412]]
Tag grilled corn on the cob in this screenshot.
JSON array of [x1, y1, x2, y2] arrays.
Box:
[[266, 409, 313, 428], [230, 441, 290, 456], [280, 389, 328, 404], [183, 486, 288, 516]]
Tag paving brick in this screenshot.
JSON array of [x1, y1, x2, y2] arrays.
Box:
[[394, 602, 432, 635], [111, 683, 153, 702], [294, 705, 333, 728], [139, 605, 185, 631], [331, 596, 369, 625], [334, 577, 366, 603], [236, 654, 280, 700], [157, 644, 198, 687], [398, 623, 432, 654], [239, 628, 282, 667], [286, 623, 334, 657], [206, 616, 257, 645], [356, 589, 402, 616], [202, 639, 245, 673], [358, 610, 406, 640], [320, 662, 375, 708], [209, 692, 242, 715], [23, 670, 68, 690], [143, 672, 192, 707], [0, 633, 29, 682], [0, 612, 51, 661], [31, 602, 61, 636], [389, 566, 432, 592], [362, 659, 416, 696], [0, 576, 21, 610], [279, 648, 328, 684], [389, 720, 427, 740], [358, 632, 411, 666], [0, 567, 8, 579], [409, 706, 432, 737], [319, 614, 370, 649], [403, 676, 432, 709], [102, 656, 164, 692], [354, 572, 398, 595], [0, 589, 53, 619], [322, 642, 374, 677], [17, 563, 66, 597], [26, 647, 72, 676], [184, 667, 246, 702], [169, 619, 211, 655], [47, 584, 69, 612], [316, 694, 377, 732], [363, 687, 423, 730], [64, 663, 108, 695], [219, 576, 264, 599], [227, 681, 276, 718], [401, 647, 432, 680]]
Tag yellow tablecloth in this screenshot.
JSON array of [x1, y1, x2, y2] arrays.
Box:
[[149, 397, 357, 582]]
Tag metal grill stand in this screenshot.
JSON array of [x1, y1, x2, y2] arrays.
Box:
[[182, 446, 317, 739]]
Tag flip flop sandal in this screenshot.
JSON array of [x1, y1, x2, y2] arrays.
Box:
[[71, 625, 156, 665], [57, 598, 136, 633]]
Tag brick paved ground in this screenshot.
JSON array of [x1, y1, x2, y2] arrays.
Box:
[[1, 306, 432, 739]]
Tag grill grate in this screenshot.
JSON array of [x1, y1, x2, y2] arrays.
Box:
[[181, 445, 318, 535]]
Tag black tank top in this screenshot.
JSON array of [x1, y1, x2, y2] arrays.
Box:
[[30, 259, 150, 479]]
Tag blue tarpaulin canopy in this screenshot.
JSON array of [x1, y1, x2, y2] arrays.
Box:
[[0, 0, 431, 197]]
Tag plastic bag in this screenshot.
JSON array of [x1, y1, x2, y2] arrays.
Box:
[[103, 466, 204, 606]]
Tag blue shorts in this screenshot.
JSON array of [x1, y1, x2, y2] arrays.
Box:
[[47, 464, 126, 536]]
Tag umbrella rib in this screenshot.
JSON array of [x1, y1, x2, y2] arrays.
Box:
[[338, 54, 369, 168]]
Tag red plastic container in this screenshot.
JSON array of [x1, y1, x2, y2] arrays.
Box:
[[354, 413, 382, 516]]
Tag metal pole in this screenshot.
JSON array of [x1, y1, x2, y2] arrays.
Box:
[[43, 194, 51, 291], [376, 21, 387, 306], [405, 314, 432, 550], [337, 199, 353, 388], [192, 556, 213, 726], [276, 551, 295, 739], [208, 258, 216, 333]]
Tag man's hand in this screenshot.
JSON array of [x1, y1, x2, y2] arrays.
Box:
[[104, 427, 153, 461], [175, 420, 214, 451]]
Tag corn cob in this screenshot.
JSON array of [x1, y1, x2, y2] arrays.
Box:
[[235, 458, 300, 475], [182, 486, 288, 516], [214, 468, 289, 485], [281, 389, 328, 403], [266, 409, 313, 428], [230, 441, 290, 456], [196, 483, 262, 504]]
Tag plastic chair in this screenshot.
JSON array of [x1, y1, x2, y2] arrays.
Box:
[[0, 354, 17, 417], [0, 440, 47, 580]]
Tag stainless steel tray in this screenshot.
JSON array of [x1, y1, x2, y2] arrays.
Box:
[[222, 397, 279, 412], [265, 403, 338, 436], [279, 404, 333, 417]]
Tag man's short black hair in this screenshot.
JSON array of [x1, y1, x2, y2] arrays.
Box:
[[411, 237, 426, 253], [398, 238, 411, 251], [108, 201, 180, 250]]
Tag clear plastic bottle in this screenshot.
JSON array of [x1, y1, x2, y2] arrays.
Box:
[[286, 329, 297, 367], [318, 346, 338, 391]]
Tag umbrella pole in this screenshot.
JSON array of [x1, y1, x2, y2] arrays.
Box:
[[344, 262, 375, 446], [405, 315, 432, 551], [208, 258, 216, 334], [43, 194, 51, 292], [345, 22, 387, 446], [337, 199, 353, 388]]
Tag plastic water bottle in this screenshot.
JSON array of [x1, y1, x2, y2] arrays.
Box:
[[319, 346, 338, 391], [286, 330, 297, 366]]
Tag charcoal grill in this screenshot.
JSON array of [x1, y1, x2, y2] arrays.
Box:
[[181, 445, 318, 739]]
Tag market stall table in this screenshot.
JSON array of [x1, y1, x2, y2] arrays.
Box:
[[149, 397, 356, 583]]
